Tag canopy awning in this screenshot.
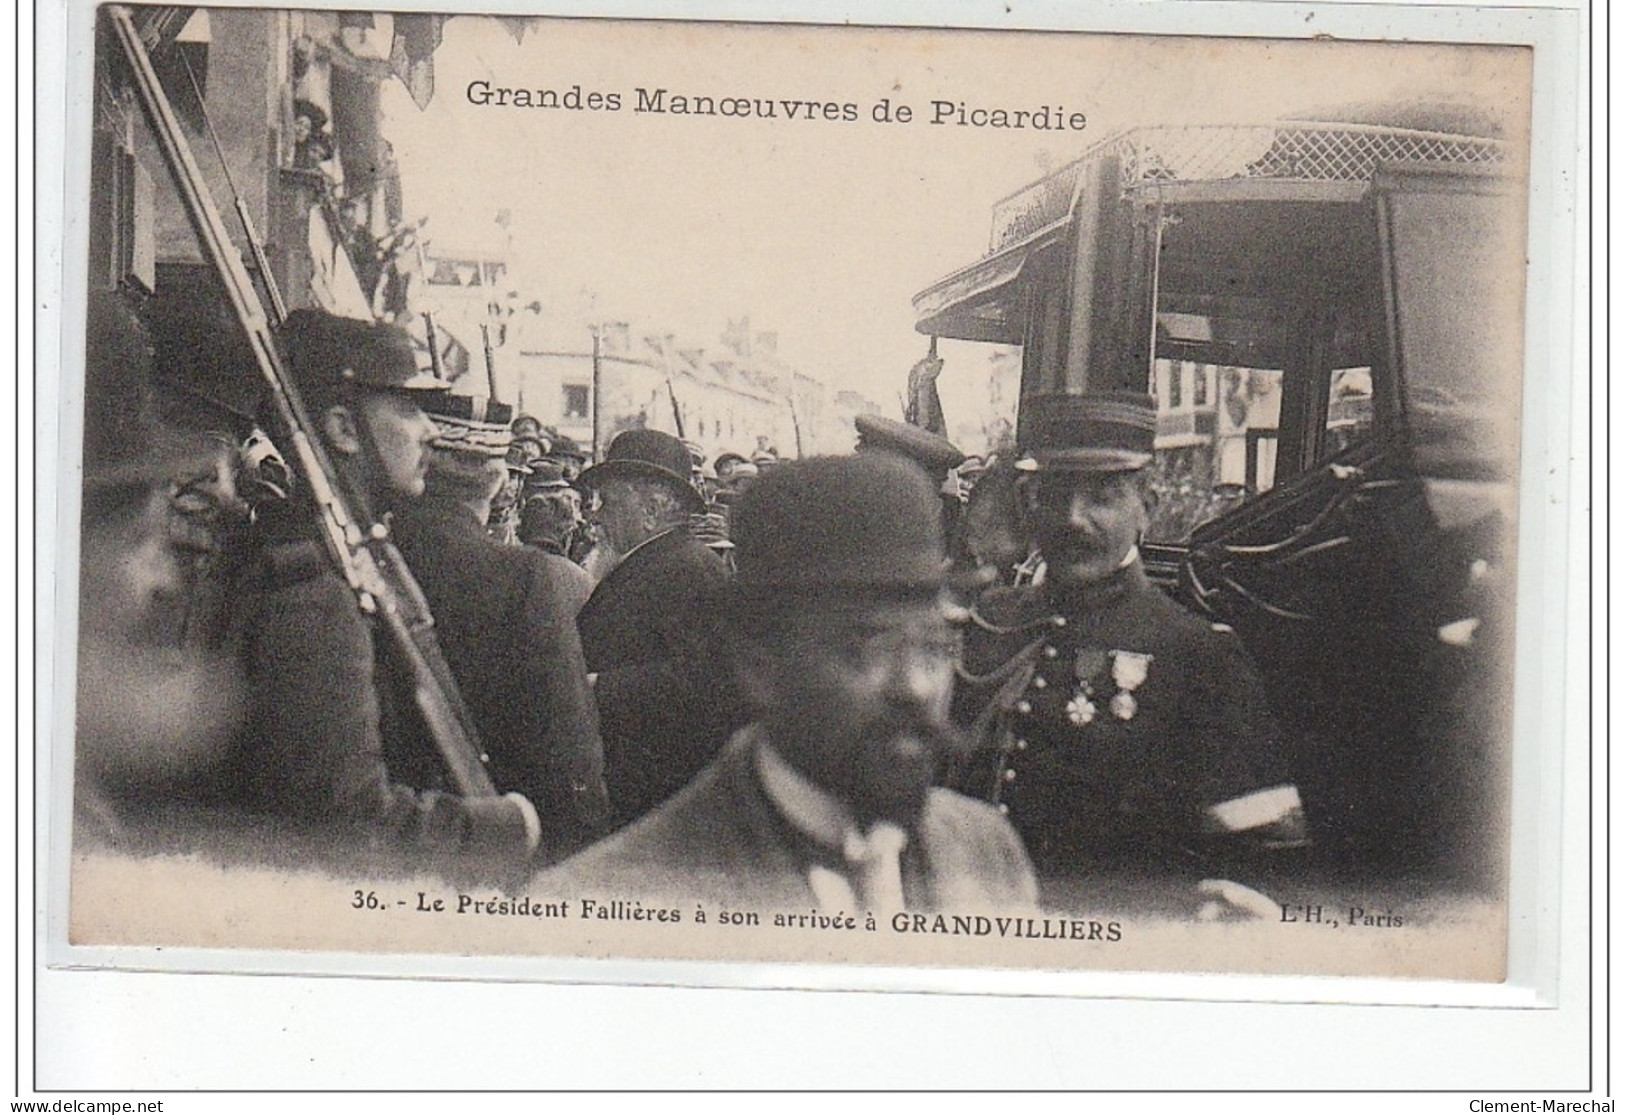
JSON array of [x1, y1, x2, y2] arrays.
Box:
[[911, 218, 1069, 343]]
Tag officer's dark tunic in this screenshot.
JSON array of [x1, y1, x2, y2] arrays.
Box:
[[953, 559, 1298, 879]]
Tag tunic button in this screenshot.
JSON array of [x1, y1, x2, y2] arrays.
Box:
[[1043, 646, 1059, 659], [997, 803, 1010, 815], [1031, 676, 1047, 690], [1016, 699, 1032, 714], [1003, 768, 1018, 782], [1052, 615, 1067, 627], [1015, 738, 1028, 751]]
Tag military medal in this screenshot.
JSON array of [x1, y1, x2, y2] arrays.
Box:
[[1065, 695, 1096, 726], [1108, 650, 1153, 720], [1066, 647, 1106, 727]]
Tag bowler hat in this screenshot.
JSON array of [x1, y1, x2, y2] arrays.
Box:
[[1015, 391, 1156, 472], [727, 454, 945, 604], [279, 308, 446, 403], [854, 413, 966, 477], [423, 394, 514, 458], [576, 428, 705, 512]]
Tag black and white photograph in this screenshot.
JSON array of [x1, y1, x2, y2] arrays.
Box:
[[51, 0, 1559, 999]]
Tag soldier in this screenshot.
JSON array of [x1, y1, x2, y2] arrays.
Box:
[[952, 392, 1307, 910], [216, 310, 540, 870], [391, 394, 611, 860], [543, 454, 1037, 914], [854, 412, 968, 539]]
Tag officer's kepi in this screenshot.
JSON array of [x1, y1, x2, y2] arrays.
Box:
[[1014, 392, 1157, 473]]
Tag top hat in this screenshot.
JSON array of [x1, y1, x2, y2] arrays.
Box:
[[576, 428, 706, 512], [279, 309, 446, 403], [423, 394, 514, 458], [854, 413, 967, 477], [727, 454, 946, 604], [1015, 392, 1157, 473]]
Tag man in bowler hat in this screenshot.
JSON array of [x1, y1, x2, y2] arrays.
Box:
[[544, 454, 1037, 914], [218, 309, 540, 868], [575, 429, 747, 828], [952, 392, 1306, 912]]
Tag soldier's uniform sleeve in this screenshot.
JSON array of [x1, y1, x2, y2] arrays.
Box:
[[1181, 622, 1309, 852], [238, 545, 532, 860]]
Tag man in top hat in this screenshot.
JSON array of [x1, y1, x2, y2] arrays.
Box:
[[218, 309, 539, 869], [952, 392, 1307, 911], [575, 429, 748, 828], [543, 454, 1037, 913], [391, 394, 611, 860]]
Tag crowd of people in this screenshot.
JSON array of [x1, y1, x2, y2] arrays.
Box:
[[74, 301, 1309, 918]]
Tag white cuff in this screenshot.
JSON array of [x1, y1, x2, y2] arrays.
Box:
[[1206, 784, 1303, 833], [504, 791, 542, 855]]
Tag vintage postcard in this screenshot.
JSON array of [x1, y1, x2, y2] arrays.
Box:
[[56, 2, 1547, 991]]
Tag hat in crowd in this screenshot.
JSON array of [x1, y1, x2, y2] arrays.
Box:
[[713, 451, 750, 476], [727, 454, 946, 605], [280, 308, 446, 405], [422, 394, 514, 458], [854, 413, 967, 477], [1015, 391, 1156, 473], [547, 431, 585, 458], [510, 413, 544, 441], [82, 290, 223, 491], [688, 511, 734, 552], [524, 458, 573, 490], [576, 428, 706, 513]]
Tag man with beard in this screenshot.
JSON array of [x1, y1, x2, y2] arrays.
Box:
[[574, 429, 746, 827], [542, 454, 1037, 914], [952, 392, 1306, 910]]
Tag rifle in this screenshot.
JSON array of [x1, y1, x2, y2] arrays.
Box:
[[665, 377, 686, 440], [108, 5, 497, 797], [481, 322, 499, 401]]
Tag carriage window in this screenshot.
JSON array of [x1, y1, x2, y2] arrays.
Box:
[[1146, 357, 1282, 543], [1324, 366, 1375, 458]]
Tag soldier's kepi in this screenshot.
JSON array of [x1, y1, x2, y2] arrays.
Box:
[[951, 391, 1308, 908]]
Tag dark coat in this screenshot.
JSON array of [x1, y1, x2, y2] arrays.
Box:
[[216, 512, 532, 868], [575, 527, 747, 827], [392, 499, 612, 858], [541, 729, 1038, 912], [953, 559, 1299, 878]]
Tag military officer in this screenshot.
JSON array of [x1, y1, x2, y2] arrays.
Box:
[[952, 392, 1308, 898]]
